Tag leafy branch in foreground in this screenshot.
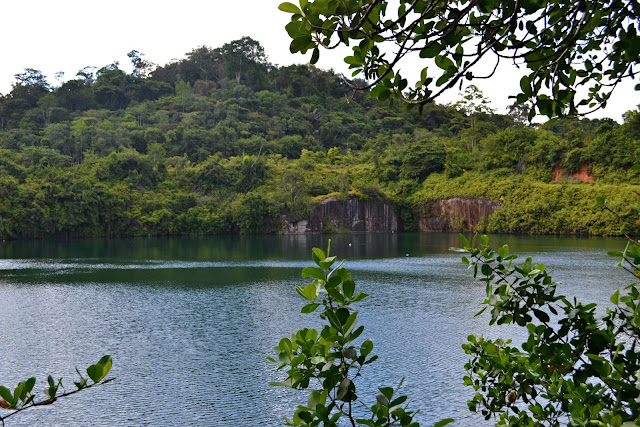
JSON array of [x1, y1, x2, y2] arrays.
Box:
[[0, 355, 114, 425], [281, 0, 639, 118], [269, 241, 430, 426], [453, 233, 640, 425]]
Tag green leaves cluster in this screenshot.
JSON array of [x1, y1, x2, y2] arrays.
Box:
[[269, 242, 420, 426], [0, 356, 114, 422], [280, 0, 639, 117], [455, 234, 640, 425]]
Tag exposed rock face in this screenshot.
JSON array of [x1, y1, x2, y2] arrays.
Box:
[[280, 218, 309, 234], [419, 197, 499, 232], [552, 164, 594, 182], [281, 195, 398, 233]]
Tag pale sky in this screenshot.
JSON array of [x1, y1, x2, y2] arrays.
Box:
[[2, 0, 638, 122]]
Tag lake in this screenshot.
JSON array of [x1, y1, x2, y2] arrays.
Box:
[[0, 233, 631, 426]]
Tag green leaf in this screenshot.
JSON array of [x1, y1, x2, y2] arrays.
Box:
[[0, 386, 13, 404], [360, 339, 374, 357], [459, 233, 470, 248], [97, 355, 112, 377], [301, 303, 320, 313], [285, 21, 309, 39], [450, 247, 467, 253], [343, 312, 358, 336], [290, 36, 313, 54], [378, 386, 394, 400], [519, 75, 531, 96], [302, 266, 325, 280], [310, 47, 320, 65], [481, 263, 492, 276], [342, 347, 357, 359], [302, 283, 317, 301], [87, 365, 103, 383], [532, 309, 550, 322], [319, 256, 337, 270], [337, 378, 351, 400], [24, 377, 35, 394], [326, 275, 341, 289], [585, 353, 607, 362], [343, 279, 355, 299], [325, 310, 343, 331], [435, 55, 455, 72], [369, 84, 386, 98], [350, 291, 369, 302], [610, 290, 620, 305], [378, 88, 392, 102], [376, 393, 389, 406], [12, 384, 23, 403], [87, 355, 112, 383], [434, 419, 455, 427], [312, 247, 326, 265], [497, 245, 509, 259], [278, 2, 301, 13], [390, 395, 407, 407], [308, 389, 327, 409]]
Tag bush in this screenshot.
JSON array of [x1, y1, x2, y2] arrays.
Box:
[[455, 234, 640, 425]]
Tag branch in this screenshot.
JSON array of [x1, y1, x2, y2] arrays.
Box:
[[0, 378, 115, 425]]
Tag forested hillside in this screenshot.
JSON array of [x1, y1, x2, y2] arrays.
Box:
[[0, 37, 638, 239]]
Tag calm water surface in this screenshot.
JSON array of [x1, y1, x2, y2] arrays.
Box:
[[0, 233, 631, 426]]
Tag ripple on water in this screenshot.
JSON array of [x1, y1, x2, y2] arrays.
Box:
[[0, 236, 630, 426]]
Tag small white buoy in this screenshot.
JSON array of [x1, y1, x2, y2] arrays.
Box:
[[349, 243, 352, 247], [405, 253, 409, 257]]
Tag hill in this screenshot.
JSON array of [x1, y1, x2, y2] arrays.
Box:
[[0, 38, 638, 239]]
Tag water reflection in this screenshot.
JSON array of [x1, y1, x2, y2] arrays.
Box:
[[0, 234, 630, 426]]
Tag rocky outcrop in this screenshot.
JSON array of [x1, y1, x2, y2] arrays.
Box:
[[281, 195, 398, 233], [552, 164, 594, 182], [419, 197, 499, 232], [280, 218, 310, 234]]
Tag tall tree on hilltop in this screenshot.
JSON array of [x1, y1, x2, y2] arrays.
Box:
[[214, 37, 272, 89]]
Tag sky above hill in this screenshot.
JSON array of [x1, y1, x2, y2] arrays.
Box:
[[2, 0, 638, 121]]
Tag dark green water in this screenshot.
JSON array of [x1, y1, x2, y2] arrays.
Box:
[[0, 233, 631, 426]]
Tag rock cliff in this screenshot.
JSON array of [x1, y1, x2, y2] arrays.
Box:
[[552, 164, 594, 182], [282, 195, 398, 233], [419, 197, 499, 232]]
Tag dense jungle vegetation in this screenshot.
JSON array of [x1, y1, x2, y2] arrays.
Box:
[[0, 37, 638, 239]]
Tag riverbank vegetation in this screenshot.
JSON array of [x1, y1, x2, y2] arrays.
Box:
[[0, 38, 638, 239]]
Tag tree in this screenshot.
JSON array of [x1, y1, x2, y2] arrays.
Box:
[[454, 85, 494, 117], [453, 85, 495, 149], [270, 242, 425, 426], [7, 69, 51, 115], [400, 137, 446, 181], [184, 46, 223, 84], [76, 66, 97, 89], [56, 79, 96, 112], [127, 50, 155, 78], [280, 0, 640, 118], [508, 101, 534, 127], [93, 66, 131, 110], [214, 37, 271, 88], [454, 231, 640, 425]]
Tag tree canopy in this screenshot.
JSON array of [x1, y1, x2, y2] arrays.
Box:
[[0, 38, 637, 239], [280, 0, 640, 118]]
